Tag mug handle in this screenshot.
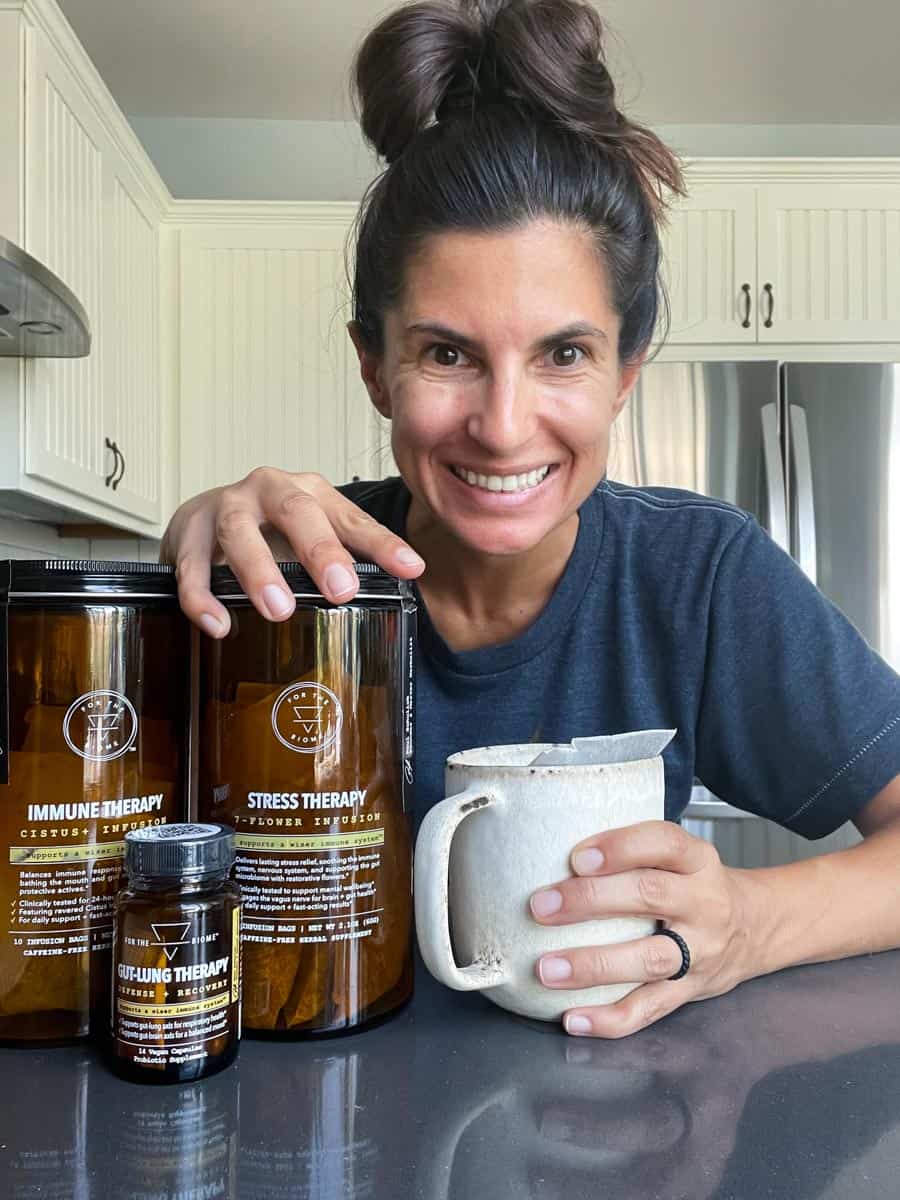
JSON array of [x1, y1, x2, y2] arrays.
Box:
[[415, 786, 508, 992]]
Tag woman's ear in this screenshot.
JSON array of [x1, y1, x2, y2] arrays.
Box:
[[347, 322, 391, 418]]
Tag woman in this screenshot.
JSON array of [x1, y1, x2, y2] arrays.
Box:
[[162, 0, 900, 1039]]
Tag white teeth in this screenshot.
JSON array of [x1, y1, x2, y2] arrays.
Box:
[[452, 465, 551, 493]]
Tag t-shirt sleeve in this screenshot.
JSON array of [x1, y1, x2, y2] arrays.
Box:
[[694, 516, 900, 838]]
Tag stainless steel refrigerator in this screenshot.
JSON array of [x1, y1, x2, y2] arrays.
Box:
[[610, 361, 900, 866]]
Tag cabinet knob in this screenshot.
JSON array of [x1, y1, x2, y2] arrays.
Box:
[[763, 283, 774, 329], [740, 283, 752, 329]]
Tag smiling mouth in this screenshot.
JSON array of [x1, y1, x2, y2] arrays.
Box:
[[450, 464, 554, 493]]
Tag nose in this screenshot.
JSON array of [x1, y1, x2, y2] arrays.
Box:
[[465, 365, 538, 456]]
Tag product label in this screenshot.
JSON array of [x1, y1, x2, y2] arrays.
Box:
[[114, 904, 241, 1071], [234, 810, 386, 948], [5, 795, 171, 962]]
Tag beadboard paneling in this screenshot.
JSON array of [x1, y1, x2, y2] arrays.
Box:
[[179, 222, 383, 502], [758, 185, 900, 341], [104, 168, 160, 519], [24, 28, 106, 499], [658, 185, 758, 344]]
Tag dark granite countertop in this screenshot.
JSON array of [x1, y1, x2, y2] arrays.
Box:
[[3, 950, 900, 1199]]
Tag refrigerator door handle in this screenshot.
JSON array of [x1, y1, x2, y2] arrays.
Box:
[[760, 403, 788, 553], [788, 404, 818, 586]]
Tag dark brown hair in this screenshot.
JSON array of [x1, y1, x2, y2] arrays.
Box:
[[351, 0, 685, 365]]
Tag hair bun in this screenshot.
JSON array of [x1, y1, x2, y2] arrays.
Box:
[[354, 1, 683, 214], [353, 2, 479, 164]]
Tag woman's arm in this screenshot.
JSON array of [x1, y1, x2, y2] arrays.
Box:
[[749, 772, 900, 974]]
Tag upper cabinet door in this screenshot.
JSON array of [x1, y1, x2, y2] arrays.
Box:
[[757, 184, 900, 343], [100, 153, 161, 523], [657, 185, 758, 344], [23, 27, 111, 502], [179, 220, 382, 503]]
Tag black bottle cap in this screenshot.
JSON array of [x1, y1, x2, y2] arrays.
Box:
[[124, 823, 235, 879]]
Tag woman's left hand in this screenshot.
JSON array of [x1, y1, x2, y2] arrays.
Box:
[[529, 820, 759, 1038]]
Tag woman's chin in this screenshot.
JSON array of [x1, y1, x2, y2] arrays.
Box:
[[443, 514, 564, 559]]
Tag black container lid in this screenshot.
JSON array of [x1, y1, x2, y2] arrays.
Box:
[[211, 561, 409, 601], [1, 559, 178, 599], [125, 823, 236, 879]]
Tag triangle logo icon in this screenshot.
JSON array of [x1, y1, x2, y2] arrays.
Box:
[[150, 922, 191, 962]]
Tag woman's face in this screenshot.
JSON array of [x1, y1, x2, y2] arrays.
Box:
[[353, 220, 642, 557]]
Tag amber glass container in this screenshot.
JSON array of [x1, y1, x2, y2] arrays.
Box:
[[111, 822, 241, 1084], [0, 560, 188, 1044], [198, 563, 416, 1037]]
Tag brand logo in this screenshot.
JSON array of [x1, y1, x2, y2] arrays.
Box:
[[271, 681, 342, 754], [151, 921, 191, 962], [62, 690, 138, 762]]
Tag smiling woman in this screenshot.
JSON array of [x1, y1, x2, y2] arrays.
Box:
[[161, 0, 900, 1040]]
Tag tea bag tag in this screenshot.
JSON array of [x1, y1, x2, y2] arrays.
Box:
[[528, 729, 676, 767]]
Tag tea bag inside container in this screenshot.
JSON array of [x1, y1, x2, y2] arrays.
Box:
[[529, 730, 676, 767]]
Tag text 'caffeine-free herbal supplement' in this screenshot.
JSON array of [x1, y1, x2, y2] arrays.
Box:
[[0, 560, 188, 1044], [199, 563, 416, 1036], [111, 823, 241, 1083]]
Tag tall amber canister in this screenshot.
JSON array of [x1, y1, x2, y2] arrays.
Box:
[[0, 560, 188, 1044], [199, 563, 416, 1037]]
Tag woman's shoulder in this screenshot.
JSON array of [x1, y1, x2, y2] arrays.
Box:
[[596, 478, 764, 584], [598, 478, 752, 545]]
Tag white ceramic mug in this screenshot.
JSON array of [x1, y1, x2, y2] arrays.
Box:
[[414, 732, 675, 1021]]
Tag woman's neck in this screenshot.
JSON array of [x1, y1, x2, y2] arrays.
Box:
[[404, 498, 580, 652]]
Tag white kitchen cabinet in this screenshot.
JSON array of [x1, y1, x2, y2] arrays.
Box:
[[101, 150, 162, 521], [757, 184, 900, 343], [661, 178, 900, 345], [0, 7, 166, 533], [23, 23, 111, 507], [178, 216, 386, 503], [659, 185, 758, 344]]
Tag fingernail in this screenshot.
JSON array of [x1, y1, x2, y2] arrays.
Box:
[[262, 584, 294, 619], [324, 564, 357, 597], [565, 1014, 593, 1036], [199, 613, 227, 639], [572, 848, 605, 875], [540, 956, 572, 984], [530, 889, 563, 918], [395, 548, 424, 567]]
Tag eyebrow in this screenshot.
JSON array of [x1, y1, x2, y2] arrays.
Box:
[[405, 321, 609, 354]]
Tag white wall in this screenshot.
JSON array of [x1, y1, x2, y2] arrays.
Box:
[[130, 116, 900, 201], [0, 514, 159, 563]]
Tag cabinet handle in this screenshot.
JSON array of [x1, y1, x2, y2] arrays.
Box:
[[112, 444, 126, 490], [104, 437, 120, 488], [740, 283, 752, 328], [763, 283, 774, 328]]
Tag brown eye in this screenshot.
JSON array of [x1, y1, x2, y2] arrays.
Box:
[[551, 344, 584, 367], [432, 344, 460, 367]]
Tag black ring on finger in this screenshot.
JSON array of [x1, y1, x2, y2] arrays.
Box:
[[656, 928, 691, 981]]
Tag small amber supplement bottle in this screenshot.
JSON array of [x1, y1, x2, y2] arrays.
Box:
[[111, 824, 241, 1084]]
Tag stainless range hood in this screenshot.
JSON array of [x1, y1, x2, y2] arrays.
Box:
[[0, 236, 90, 358]]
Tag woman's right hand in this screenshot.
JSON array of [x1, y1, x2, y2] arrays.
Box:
[[159, 467, 425, 638]]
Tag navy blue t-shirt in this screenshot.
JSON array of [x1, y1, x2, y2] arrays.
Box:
[[340, 477, 900, 838]]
